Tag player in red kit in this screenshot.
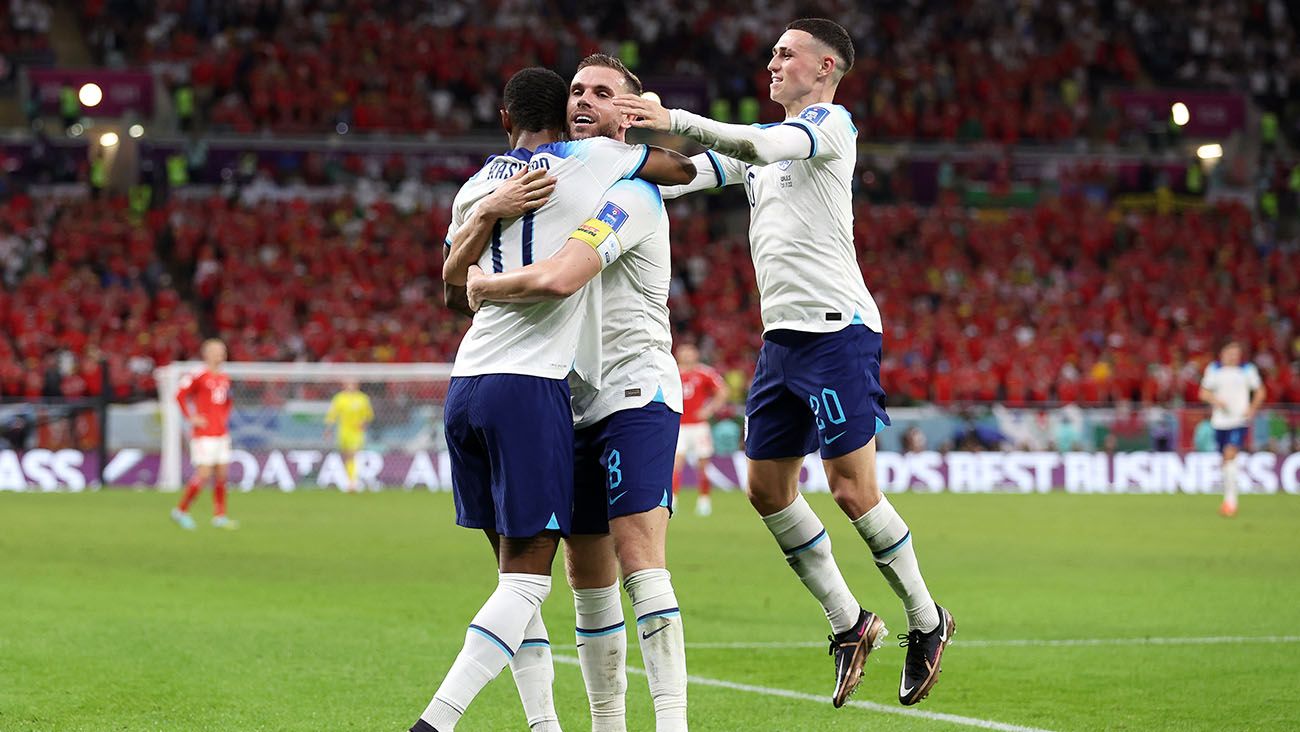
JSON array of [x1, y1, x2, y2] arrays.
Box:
[[170, 339, 238, 530], [673, 343, 729, 516]]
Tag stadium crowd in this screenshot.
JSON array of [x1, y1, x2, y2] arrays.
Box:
[[3, 186, 1297, 407], [72, 0, 1300, 145]]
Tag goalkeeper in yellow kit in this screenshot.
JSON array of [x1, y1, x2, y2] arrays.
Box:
[[325, 379, 374, 492]]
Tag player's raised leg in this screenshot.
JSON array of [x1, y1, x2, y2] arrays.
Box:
[[826, 439, 951, 705], [790, 324, 949, 705], [747, 454, 882, 707]]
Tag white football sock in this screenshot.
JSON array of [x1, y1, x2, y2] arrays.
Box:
[[420, 573, 551, 731], [625, 568, 688, 732], [573, 583, 627, 732], [852, 497, 939, 632], [1223, 457, 1239, 507], [761, 494, 860, 634], [510, 607, 561, 731]]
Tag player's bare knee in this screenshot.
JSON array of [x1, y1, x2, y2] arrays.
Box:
[[498, 532, 561, 575], [611, 510, 667, 575], [827, 471, 882, 517], [564, 534, 617, 589]]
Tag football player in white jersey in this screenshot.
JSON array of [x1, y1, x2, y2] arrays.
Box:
[[617, 18, 953, 708], [1199, 341, 1266, 517], [465, 54, 689, 732], [411, 68, 693, 732]]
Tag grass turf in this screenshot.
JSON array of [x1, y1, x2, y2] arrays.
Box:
[[2, 490, 1298, 731]]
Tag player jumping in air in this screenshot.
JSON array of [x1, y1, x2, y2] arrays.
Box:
[[171, 339, 237, 530], [466, 54, 691, 731], [619, 18, 954, 707], [1199, 341, 1266, 517], [673, 343, 728, 517], [409, 67, 693, 732], [325, 379, 374, 492]]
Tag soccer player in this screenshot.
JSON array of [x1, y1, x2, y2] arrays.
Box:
[[170, 338, 237, 530], [410, 68, 693, 732], [1199, 341, 1266, 517], [466, 54, 690, 732], [617, 18, 954, 707], [673, 343, 728, 517], [325, 378, 374, 492]]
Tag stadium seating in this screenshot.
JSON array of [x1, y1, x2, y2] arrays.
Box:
[[72, 1, 1299, 145], [3, 189, 1296, 406]]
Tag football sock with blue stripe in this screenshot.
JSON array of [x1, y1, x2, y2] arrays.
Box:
[[761, 493, 860, 634], [418, 573, 552, 731], [852, 497, 939, 632], [626, 568, 688, 732], [573, 582, 627, 732], [510, 607, 561, 731]]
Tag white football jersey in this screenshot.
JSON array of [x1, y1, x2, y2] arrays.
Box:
[[448, 138, 652, 381], [1200, 361, 1263, 429], [567, 178, 683, 429], [685, 103, 881, 335]]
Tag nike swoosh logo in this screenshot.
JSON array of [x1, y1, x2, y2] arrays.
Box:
[[900, 678, 915, 698], [609, 491, 629, 506], [824, 431, 847, 444], [641, 624, 671, 640]]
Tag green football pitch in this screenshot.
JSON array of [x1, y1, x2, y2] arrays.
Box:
[[2, 490, 1298, 731]]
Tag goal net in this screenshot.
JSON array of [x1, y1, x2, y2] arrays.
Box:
[[154, 362, 453, 491]]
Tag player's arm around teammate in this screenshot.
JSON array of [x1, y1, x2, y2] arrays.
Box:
[[442, 168, 556, 318], [443, 149, 694, 290]]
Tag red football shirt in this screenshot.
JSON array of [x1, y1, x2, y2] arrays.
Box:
[[680, 365, 725, 425], [177, 368, 232, 438]]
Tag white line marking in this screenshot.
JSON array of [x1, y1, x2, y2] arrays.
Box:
[[553, 654, 1054, 732], [685, 635, 1300, 650]]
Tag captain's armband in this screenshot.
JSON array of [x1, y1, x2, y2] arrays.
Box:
[[570, 218, 623, 268]]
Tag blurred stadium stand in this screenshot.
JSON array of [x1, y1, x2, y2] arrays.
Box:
[[0, 0, 1297, 454]]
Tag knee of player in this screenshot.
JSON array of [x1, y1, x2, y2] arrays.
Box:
[[827, 471, 883, 516]]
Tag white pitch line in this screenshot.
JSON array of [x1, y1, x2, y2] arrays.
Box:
[[553, 654, 1055, 732], [685, 635, 1300, 650]]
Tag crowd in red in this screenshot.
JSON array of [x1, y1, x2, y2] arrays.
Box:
[[4, 188, 1295, 407], [71, 0, 1298, 145], [666, 195, 1300, 406], [0, 0, 51, 82]]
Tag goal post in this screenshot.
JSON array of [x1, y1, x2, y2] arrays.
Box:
[[154, 362, 454, 491]]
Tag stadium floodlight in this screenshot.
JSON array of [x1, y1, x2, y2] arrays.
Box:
[[1197, 143, 1223, 160], [99, 131, 119, 148], [67, 123, 84, 137], [1171, 102, 1190, 127], [128, 124, 144, 139], [79, 83, 104, 108]]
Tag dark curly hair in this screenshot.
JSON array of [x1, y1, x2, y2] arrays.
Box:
[[503, 67, 568, 133]]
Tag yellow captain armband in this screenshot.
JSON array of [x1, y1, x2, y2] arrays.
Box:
[[570, 218, 623, 268]]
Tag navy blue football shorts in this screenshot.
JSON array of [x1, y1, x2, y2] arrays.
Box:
[[745, 325, 891, 461], [571, 402, 680, 535], [445, 374, 574, 538]]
